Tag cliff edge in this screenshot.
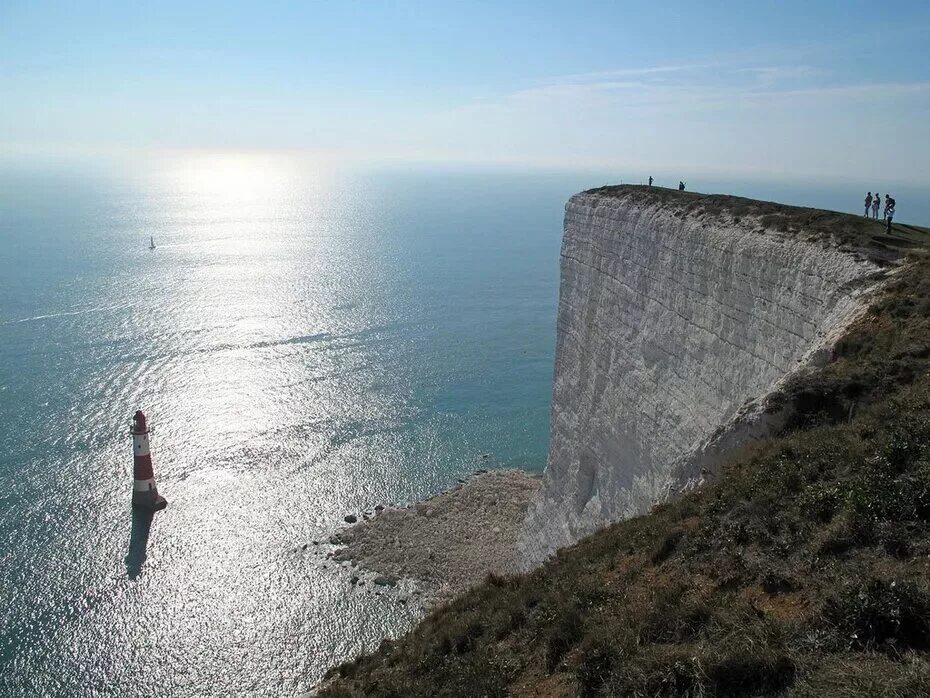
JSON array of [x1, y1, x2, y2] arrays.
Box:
[[519, 186, 890, 566]]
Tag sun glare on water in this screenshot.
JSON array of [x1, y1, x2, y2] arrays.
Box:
[[145, 150, 334, 210], [175, 152, 295, 198]]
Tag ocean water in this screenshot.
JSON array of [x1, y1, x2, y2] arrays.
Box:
[[2, 156, 928, 696], [0, 157, 576, 696]]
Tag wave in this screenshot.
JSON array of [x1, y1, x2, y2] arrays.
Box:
[[1, 302, 136, 326]]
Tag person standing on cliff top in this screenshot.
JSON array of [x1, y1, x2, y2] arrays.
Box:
[[886, 198, 896, 233], [872, 193, 881, 219], [648, 176, 653, 186], [864, 192, 873, 216], [678, 181, 685, 191]]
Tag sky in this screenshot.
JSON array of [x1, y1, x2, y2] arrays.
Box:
[[2, 0, 930, 183]]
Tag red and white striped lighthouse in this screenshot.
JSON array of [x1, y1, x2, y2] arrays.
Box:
[[130, 410, 167, 511]]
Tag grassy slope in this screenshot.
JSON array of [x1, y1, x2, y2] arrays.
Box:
[[323, 195, 930, 697]]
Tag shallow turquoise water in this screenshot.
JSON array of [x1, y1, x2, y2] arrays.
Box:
[[0, 157, 579, 695]]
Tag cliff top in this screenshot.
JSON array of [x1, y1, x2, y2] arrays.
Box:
[[584, 184, 927, 266]]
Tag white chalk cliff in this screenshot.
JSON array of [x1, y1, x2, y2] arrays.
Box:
[[518, 189, 884, 568]]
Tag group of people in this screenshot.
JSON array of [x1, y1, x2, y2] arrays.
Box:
[[864, 191, 896, 232], [645, 176, 685, 191]]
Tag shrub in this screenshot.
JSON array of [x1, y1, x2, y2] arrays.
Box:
[[845, 470, 901, 543], [650, 530, 684, 565], [880, 419, 930, 473], [574, 629, 626, 697], [760, 567, 799, 595], [823, 579, 930, 652], [800, 483, 843, 523], [707, 653, 796, 696], [614, 652, 704, 697], [545, 605, 585, 673], [436, 619, 484, 656]]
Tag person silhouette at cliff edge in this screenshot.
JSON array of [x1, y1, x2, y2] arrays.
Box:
[[678, 181, 685, 191], [872, 192, 881, 219], [886, 196, 896, 233], [864, 192, 873, 217], [648, 176, 653, 186]]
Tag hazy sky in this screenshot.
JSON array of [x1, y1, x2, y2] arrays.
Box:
[[2, 1, 929, 182]]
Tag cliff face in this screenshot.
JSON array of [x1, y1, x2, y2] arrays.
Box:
[[518, 189, 883, 567]]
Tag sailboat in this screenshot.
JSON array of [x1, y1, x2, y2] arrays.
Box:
[[149, 235, 156, 250]]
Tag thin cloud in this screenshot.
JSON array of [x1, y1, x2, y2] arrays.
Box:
[[546, 62, 727, 83], [731, 65, 818, 84], [510, 80, 646, 101], [743, 81, 930, 102], [461, 56, 930, 116], [506, 60, 817, 107]]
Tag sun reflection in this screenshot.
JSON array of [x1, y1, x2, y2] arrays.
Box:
[[141, 150, 337, 258], [154, 150, 325, 203], [137, 149, 349, 480]]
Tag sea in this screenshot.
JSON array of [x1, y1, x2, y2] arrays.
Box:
[[1, 154, 927, 696]]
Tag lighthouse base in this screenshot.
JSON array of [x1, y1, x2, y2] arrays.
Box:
[[132, 489, 168, 512]]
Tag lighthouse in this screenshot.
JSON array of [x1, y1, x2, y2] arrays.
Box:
[[130, 410, 167, 511]]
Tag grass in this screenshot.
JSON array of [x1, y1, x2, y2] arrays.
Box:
[[321, 208, 930, 696], [585, 184, 926, 266]]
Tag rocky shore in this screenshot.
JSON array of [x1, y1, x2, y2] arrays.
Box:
[[333, 469, 540, 605]]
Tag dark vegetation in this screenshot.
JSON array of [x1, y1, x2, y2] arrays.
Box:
[[322, 205, 930, 696]]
